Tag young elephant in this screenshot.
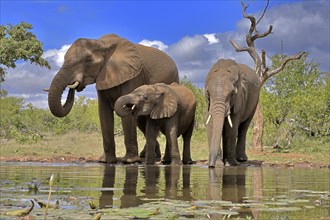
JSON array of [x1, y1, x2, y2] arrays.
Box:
[[114, 83, 196, 165]]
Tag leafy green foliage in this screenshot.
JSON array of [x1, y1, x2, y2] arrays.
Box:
[[0, 22, 50, 82], [260, 53, 329, 148], [0, 96, 44, 143], [181, 76, 207, 129]]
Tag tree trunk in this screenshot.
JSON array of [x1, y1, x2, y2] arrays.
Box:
[[252, 103, 263, 151]]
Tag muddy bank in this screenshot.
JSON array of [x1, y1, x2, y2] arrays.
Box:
[[1, 155, 329, 168]]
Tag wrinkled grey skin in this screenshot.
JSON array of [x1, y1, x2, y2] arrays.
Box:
[[47, 34, 179, 163], [114, 83, 196, 165], [205, 59, 260, 167]]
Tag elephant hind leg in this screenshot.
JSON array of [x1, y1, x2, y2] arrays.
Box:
[[182, 120, 194, 164]]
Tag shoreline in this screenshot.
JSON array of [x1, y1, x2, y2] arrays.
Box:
[[1, 156, 329, 168]]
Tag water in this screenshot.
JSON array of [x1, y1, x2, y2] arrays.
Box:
[[0, 162, 329, 219]]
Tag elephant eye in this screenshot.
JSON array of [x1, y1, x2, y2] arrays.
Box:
[[85, 56, 92, 63], [142, 94, 148, 101]]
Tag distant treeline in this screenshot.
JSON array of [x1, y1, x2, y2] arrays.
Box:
[[1, 54, 329, 150]]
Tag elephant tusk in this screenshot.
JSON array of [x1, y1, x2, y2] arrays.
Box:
[[122, 104, 136, 111], [227, 115, 233, 128], [67, 81, 79, 89], [43, 88, 50, 92], [206, 114, 211, 125]]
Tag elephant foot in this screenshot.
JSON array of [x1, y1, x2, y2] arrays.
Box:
[[182, 157, 194, 165], [237, 156, 248, 162], [145, 157, 155, 165], [121, 155, 141, 164], [208, 158, 225, 168], [98, 153, 118, 163], [161, 159, 171, 164], [171, 158, 182, 165], [161, 154, 171, 164], [226, 158, 239, 166]]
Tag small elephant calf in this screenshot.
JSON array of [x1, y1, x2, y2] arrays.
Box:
[[114, 83, 196, 165]]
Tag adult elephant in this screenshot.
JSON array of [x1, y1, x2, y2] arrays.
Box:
[[205, 59, 259, 167], [47, 34, 179, 163], [114, 83, 196, 165]]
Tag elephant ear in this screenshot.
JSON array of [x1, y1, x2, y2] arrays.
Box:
[[151, 84, 178, 119], [227, 65, 248, 114], [96, 34, 143, 90]]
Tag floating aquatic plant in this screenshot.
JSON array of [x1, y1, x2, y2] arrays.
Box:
[[27, 178, 40, 194], [4, 200, 34, 217], [45, 172, 60, 218]]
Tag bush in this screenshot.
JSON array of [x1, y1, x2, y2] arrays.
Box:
[[260, 53, 329, 148]]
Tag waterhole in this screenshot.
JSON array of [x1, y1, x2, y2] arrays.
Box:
[[0, 162, 329, 219]]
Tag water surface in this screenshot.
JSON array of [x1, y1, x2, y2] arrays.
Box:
[[0, 162, 329, 219]]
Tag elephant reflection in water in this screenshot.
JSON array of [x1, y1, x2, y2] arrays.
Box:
[[208, 167, 253, 218], [222, 167, 246, 203], [99, 165, 192, 209], [140, 165, 160, 199], [164, 165, 192, 201], [99, 165, 116, 209], [120, 166, 141, 208], [99, 165, 142, 208]]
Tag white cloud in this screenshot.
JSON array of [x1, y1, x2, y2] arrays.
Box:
[[42, 44, 71, 67], [139, 40, 168, 51], [204, 33, 219, 45]]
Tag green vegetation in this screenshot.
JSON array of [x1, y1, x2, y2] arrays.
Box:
[[0, 53, 329, 162], [0, 22, 50, 82], [260, 53, 330, 152]]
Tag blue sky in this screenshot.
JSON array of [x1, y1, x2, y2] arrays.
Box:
[[1, 0, 329, 108]]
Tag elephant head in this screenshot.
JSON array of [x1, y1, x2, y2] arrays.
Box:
[[48, 34, 143, 117], [205, 59, 248, 167], [114, 83, 178, 119]]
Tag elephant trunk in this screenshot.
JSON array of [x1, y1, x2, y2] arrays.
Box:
[[114, 95, 135, 117], [208, 101, 226, 168], [48, 69, 76, 118]]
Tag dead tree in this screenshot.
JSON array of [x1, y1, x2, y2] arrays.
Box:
[[230, 1, 305, 151]]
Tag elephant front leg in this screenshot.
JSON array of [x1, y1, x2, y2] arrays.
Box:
[[137, 117, 161, 159], [165, 121, 181, 165], [145, 120, 159, 165], [236, 118, 253, 162], [162, 142, 171, 164], [121, 115, 141, 163], [98, 94, 117, 163], [223, 121, 239, 166]]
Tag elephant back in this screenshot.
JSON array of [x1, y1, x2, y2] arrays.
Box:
[[135, 44, 179, 85], [170, 83, 196, 114]]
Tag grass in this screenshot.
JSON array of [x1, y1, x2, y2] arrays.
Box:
[[0, 129, 329, 165]]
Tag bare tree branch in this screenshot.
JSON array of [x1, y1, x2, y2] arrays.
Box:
[[251, 25, 273, 41], [229, 39, 250, 53], [230, 39, 261, 72], [261, 51, 306, 85], [241, 2, 256, 37], [256, 0, 270, 25]]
